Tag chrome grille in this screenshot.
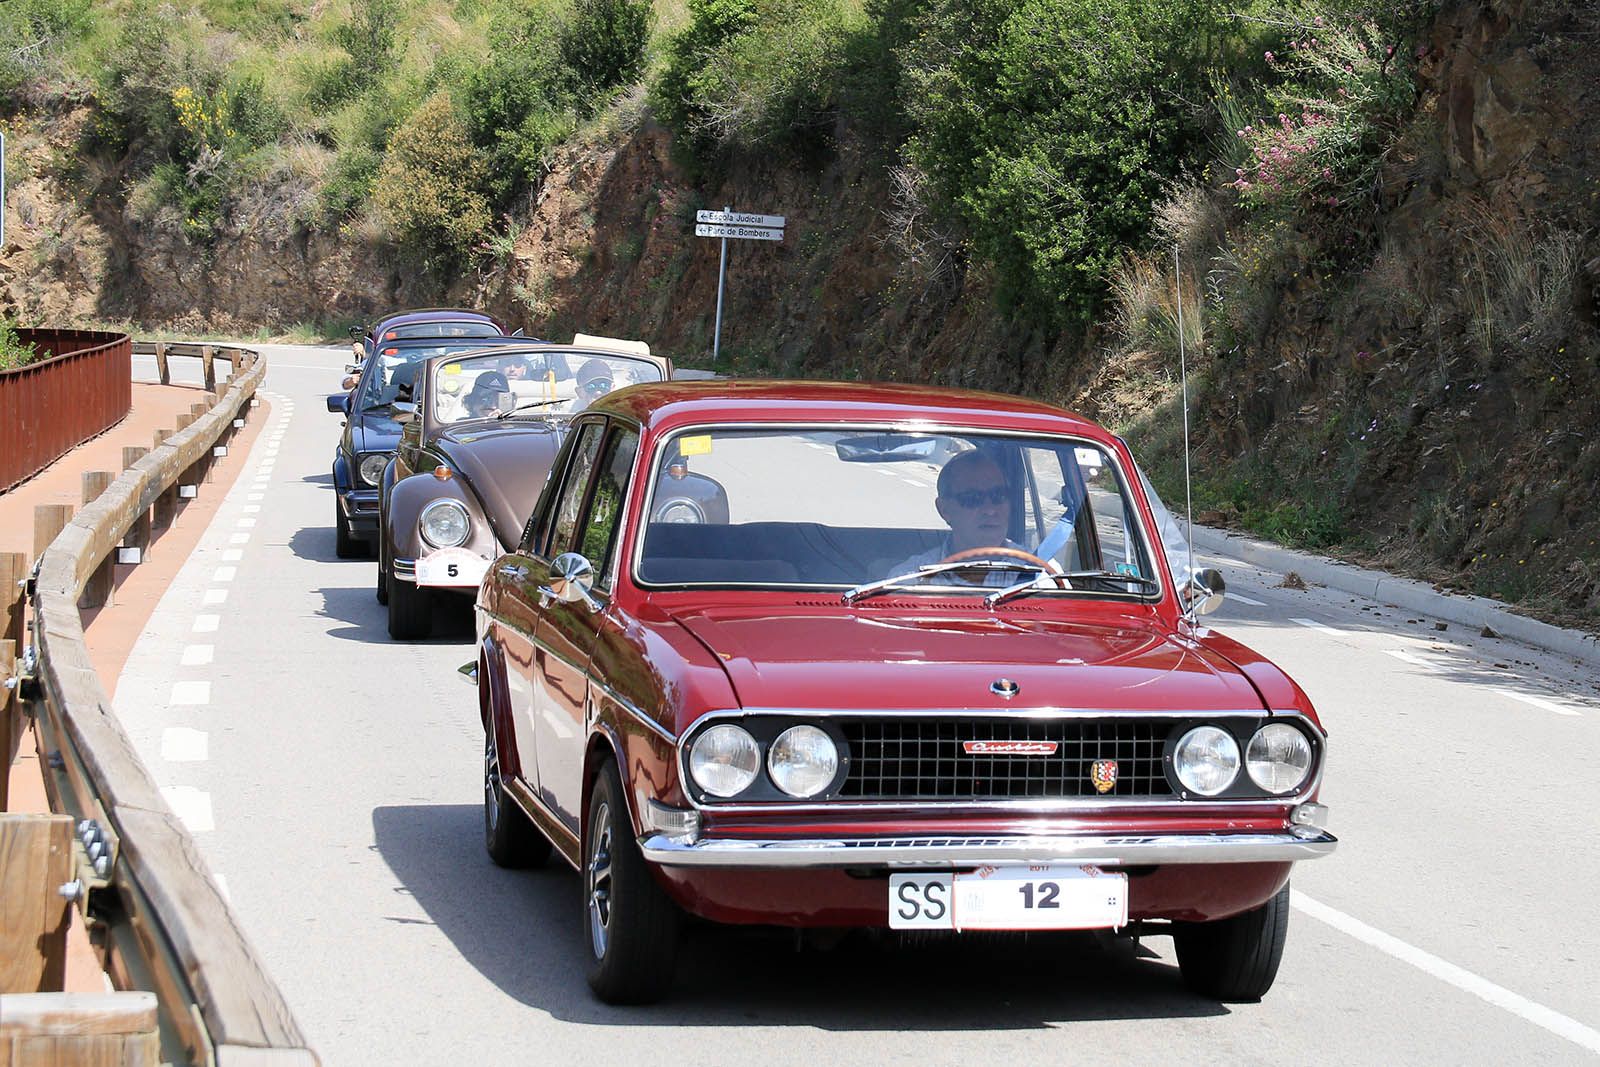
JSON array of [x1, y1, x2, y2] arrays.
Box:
[[840, 718, 1174, 800]]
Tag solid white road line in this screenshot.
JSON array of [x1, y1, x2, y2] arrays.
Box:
[[192, 615, 221, 633], [1495, 688, 1581, 717], [1293, 891, 1600, 1055], [160, 786, 215, 833], [1290, 617, 1346, 637], [1227, 592, 1267, 606], [180, 645, 214, 667], [160, 727, 209, 762], [169, 681, 211, 706]]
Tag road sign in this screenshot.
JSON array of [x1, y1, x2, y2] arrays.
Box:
[[694, 223, 784, 242], [696, 209, 785, 229]]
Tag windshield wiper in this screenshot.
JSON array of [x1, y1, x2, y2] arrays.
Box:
[[496, 398, 570, 420], [842, 559, 1047, 605], [985, 569, 1160, 607]]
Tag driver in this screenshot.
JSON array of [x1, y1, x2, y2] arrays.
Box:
[[884, 450, 1029, 585], [462, 371, 511, 418]]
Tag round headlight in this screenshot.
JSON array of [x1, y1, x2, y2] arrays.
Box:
[[767, 725, 838, 798], [419, 499, 470, 548], [358, 453, 389, 487], [1173, 725, 1241, 796], [689, 725, 760, 797], [1246, 723, 1313, 793], [657, 499, 704, 524]]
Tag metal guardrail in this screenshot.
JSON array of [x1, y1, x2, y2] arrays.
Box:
[[0, 329, 132, 492], [19, 343, 320, 1065]]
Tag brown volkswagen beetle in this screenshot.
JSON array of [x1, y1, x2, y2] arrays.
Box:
[[378, 337, 672, 639]]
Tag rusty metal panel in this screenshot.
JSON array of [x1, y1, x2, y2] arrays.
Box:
[[0, 330, 133, 492]]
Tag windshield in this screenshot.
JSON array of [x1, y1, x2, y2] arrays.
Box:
[[354, 341, 522, 411], [380, 319, 502, 341], [635, 428, 1162, 597], [432, 350, 664, 423]]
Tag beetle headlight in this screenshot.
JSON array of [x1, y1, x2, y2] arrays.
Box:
[[419, 499, 470, 548], [1246, 723, 1313, 793], [357, 453, 390, 487], [657, 499, 704, 524], [767, 725, 838, 798], [689, 725, 760, 797], [1173, 725, 1240, 796]]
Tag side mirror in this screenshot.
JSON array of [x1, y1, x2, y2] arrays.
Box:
[[348, 325, 365, 339], [390, 401, 416, 424], [545, 552, 598, 610], [510, 327, 525, 337], [1185, 567, 1227, 616], [326, 393, 350, 413]]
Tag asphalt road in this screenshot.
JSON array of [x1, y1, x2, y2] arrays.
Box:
[[115, 345, 1600, 1065]]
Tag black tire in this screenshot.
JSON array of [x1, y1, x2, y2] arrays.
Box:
[[483, 723, 551, 868], [334, 500, 360, 559], [375, 523, 389, 605], [386, 569, 431, 639], [584, 762, 680, 1005], [1173, 882, 1291, 1001]]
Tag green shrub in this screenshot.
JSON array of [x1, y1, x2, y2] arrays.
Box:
[[560, 0, 653, 98], [0, 0, 94, 96], [320, 143, 382, 221], [653, 0, 758, 146], [0, 319, 38, 371], [463, 11, 575, 204], [371, 91, 492, 258], [902, 0, 1234, 328]]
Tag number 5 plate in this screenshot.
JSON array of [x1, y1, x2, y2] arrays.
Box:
[[416, 547, 489, 587], [889, 866, 1128, 931]]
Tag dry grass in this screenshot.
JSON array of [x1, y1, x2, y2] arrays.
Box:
[[1108, 252, 1206, 362], [1152, 182, 1230, 268], [1460, 200, 1583, 360]]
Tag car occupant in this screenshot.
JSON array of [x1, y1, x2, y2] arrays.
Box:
[[499, 355, 533, 381], [463, 371, 511, 418], [885, 449, 1029, 584], [569, 359, 615, 412]]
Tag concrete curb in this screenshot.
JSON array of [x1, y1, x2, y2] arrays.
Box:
[[1191, 524, 1600, 670]]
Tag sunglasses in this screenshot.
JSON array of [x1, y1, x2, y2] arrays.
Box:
[[582, 379, 613, 394], [948, 485, 1009, 509]]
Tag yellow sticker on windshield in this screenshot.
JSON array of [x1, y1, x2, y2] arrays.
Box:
[[443, 363, 462, 375], [679, 434, 712, 456]]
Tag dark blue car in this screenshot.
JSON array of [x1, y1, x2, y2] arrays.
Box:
[[327, 335, 538, 557], [348, 308, 510, 366]]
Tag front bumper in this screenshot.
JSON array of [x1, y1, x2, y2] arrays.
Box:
[[638, 829, 1337, 869], [338, 488, 380, 534]]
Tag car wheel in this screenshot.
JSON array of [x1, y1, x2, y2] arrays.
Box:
[[585, 761, 680, 1005], [1173, 882, 1291, 1001], [334, 499, 360, 559], [386, 570, 431, 640], [483, 724, 551, 868]]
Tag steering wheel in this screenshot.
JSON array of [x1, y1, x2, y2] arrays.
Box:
[[940, 546, 1063, 574]]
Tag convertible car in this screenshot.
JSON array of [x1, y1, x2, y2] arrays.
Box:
[[380, 338, 673, 638], [327, 334, 539, 558], [466, 380, 1337, 1004]]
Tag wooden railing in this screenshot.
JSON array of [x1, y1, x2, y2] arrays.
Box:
[[0, 329, 132, 492], [8, 344, 321, 1065]]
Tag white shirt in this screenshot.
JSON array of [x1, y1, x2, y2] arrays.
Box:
[[884, 537, 1032, 588]]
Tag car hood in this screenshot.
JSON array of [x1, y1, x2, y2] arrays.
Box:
[[666, 604, 1265, 713], [349, 411, 403, 455], [432, 423, 564, 549]]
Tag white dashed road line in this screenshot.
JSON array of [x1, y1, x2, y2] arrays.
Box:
[[192, 614, 221, 633], [1290, 617, 1346, 637], [160, 786, 215, 833], [180, 645, 214, 667], [1227, 591, 1266, 606], [169, 681, 211, 706], [1294, 892, 1600, 1056], [1495, 688, 1582, 717], [161, 727, 210, 763], [1382, 649, 1433, 668]]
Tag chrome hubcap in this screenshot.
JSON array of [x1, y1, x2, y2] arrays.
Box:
[[587, 802, 614, 959]]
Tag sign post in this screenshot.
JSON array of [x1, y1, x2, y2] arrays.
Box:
[[695, 207, 785, 363]]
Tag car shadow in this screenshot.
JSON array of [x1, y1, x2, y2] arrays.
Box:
[[371, 804, 1229, 1028]]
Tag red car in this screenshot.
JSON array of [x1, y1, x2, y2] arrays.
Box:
[[469, 380, 1336, 1004]]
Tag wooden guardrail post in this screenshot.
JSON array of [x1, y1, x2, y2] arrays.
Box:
[[0, 813, 73, 992], [121, 448, 152, 560], [80, 472, 117, 610], [1, 639, 15, 811], [34, 505, 74, 562], [0, 992, 161, 1065], [201, 345, 216, 393], [0, 552, 23, 650], [190, 402, 214, 483], [151, 430, 177, 533], [154, 343, 169, 386]]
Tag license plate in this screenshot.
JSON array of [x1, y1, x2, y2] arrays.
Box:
[[889, 865, 1128, 931], [415, 548, 489, 587]]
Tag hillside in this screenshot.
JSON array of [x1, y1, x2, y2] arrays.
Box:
[[0, 0, 1595, 630]]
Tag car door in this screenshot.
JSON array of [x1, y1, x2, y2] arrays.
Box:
[[534, 421, 639, 832]]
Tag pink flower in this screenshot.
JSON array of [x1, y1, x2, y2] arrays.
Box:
[[1265, 51, 1276, 62], [1326, 195, 1338, 206], [1314, 15, 1324, 25], [1322, 167, 1332, 178]]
